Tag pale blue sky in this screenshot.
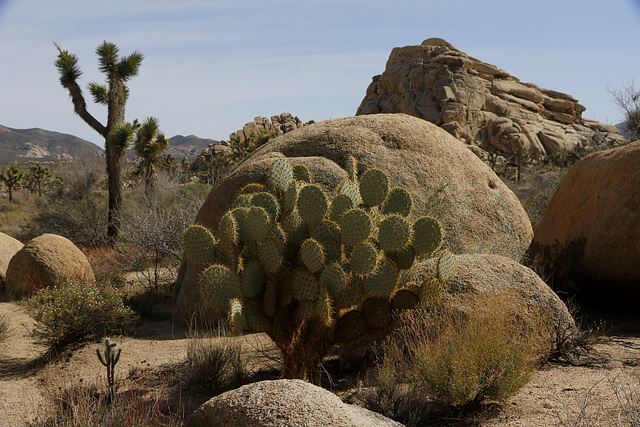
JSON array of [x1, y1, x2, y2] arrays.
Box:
[[1, 0, 639, 148]]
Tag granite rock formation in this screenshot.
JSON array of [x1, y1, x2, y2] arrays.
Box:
[[357, 38, 626, 155]]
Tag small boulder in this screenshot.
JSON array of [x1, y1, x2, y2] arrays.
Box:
[[6, 234, 95, 297], [188, 379, 402, 427], [531, 140, 640, 301], [413, 253, 576, 355], [0, 233, 23, 289]]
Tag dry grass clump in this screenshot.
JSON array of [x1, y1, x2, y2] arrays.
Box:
[[180, 324, 248, 396], [0, 312, 10, 342], [27, 280, 140, 355], [362, 293, 547, 425], [31, 376, 185, 426]]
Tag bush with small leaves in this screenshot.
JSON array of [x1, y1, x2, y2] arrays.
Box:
[[183, 157, 457, 383]]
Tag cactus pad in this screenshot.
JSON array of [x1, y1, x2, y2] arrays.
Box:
[[328, 193, 353, 223], [245, 206, 271, 242], [231, 208, 250, 242], [437, 250, 457, 282], [284, 181, 299, 211], [297, 184, 328, 225], [292, 268, 319, 301], [333, 275, 362, 309], [252, 191, 280, 222], [387, 245, 415, 271], [322, 242, 344, 265], [228, 298, 246, 336], [259, 237, 282, 275], [244, 299, 271, 333], [359, 168, 389, 207], [337, 179, 360, 208], [361, 297, 392, 329], [391, 289, 418, 313], [316, 291, 333, 326], [300, 238, 325, 273], [345, 155, 358, 182], [362, 258, 399, 298], [270, 158, 293, 193], [319, 263, 346, 296], [240, 183, 268, 195], [200, 264, 241, 312], [242, 260, 265, 299], [295, 299, 317, 320], [333, 310, 364, 343], [293, 164, 312, 183], [340, 208, 372, 245], [383, 187, 413, 217], [412, 216, 442, 255], [263, 280, 278, 317], [419, 275, 443, 305], [349, 242, 378, 275], [378, 214, 412, 252], [311, 220, 341, 244], [183, 224, 216, 265]]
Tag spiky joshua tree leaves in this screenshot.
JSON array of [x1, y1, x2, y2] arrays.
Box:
[[134, 117, 169, 196], [54, 41, 152, 239], [183, 157, 457, 384], [0, 165, 24, 202]]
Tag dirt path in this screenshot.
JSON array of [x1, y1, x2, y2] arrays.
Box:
[[2, 300, 640, 426]]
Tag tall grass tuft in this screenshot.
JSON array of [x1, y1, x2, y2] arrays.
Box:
[[0, 313, 10, 342]]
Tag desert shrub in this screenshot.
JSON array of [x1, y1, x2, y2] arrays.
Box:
[[118, 172, 209, 292], [0, 313, 10, 342], [27, 280, 140, 352], [363, 294, 543, 424], [181, 324, 248, 395], [31, 379, 184, 426], [20, 168, 109, 248]]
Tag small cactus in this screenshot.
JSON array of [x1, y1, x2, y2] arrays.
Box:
[[184, 156, 457, 383], [96, 338, 121, 403]]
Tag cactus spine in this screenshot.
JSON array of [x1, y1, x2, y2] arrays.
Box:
[[183, 156, 456, 383]]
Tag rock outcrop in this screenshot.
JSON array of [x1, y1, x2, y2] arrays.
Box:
[[192, 113, 312, 172], [5, 234, 95, 297], [174, 114, 533, 322], [531, 140, 640, 300], [357, 38, 626, 156], [0, 233, 23, 289], [415, 254, 576, 353], [188, 379, 402, 427]]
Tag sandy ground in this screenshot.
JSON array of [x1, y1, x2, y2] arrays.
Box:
[[2, 300, 640, 426]]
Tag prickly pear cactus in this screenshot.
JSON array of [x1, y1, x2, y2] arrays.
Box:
[[183, 156, 456, 383]]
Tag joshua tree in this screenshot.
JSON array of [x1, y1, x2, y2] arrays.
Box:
[[54, 41, 145, 239], [183, 157, 457, 383], [134, 116, 169, 196], [0, 165, 24, 202], [28, 163, 51, 197]]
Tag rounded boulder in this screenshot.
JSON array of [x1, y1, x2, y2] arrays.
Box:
[[6, 234, 95, 298]]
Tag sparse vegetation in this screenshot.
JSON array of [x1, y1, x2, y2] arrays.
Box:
[[27, 280, 140, 355], [361, 294, 544, 425], [0, 164, 24, 202], [180, 325, 248, 396], [610, 80, 640, 141]]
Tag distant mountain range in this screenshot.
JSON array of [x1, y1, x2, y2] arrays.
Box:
[[0, 125, 217, 162]]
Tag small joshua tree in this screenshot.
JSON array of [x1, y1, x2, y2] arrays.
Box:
[[0, 165, 24, 202], [96, 337, 121, 403], [134, 116, 169, 197], [183, 157, 457, 384]]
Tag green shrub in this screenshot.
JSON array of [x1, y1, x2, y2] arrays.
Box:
[[364, 293, 542, 424], [27, 280, 140, 352]]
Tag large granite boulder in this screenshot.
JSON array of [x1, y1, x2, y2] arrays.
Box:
[[188, 379, 402, 427], [0, 233, 23, 289], [357, 38, 626, 156], [531, 140, 640, 300], [174, 114, 532, 322], [5, 234, 95, 297]]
